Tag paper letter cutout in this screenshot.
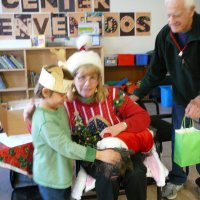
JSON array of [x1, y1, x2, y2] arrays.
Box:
[[59, 0, 75, 12], [41, 0, 58, 13], [51, 13, 67, 38], [0, 14, 14, 39], [32, 14, 51, 36], [120, 13, 135, 36], [136, 12, 151, 36], [2, 0, 20, 12], [21, 0, 39, 12], [76, 0, 92, 12], [94, 0, 109, 12], [14, 14, 32, 39]]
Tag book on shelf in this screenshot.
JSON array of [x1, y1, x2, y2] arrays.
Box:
[[0, 74, 7, 89], [3, 55, 17, 69], [0, 55, 24, 69], [9, 55, 24, 69], [0, 56, 10, 69], [28, 71, 40, 88], [0, 62, 4, 69]]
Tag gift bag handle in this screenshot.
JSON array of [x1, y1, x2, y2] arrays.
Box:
[[181, 116, 193, 128]]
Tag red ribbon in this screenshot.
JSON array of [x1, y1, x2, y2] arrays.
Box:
[[79, 46, 86, 51], [169, 31, 188, 57]]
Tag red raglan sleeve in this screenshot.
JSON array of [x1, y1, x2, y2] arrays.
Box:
[[114, 89, 150, 133]]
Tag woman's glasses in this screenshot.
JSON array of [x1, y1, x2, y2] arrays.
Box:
[[76, 75, 99, 84]]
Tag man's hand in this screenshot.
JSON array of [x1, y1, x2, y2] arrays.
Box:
[[185, 96, 200, 119]]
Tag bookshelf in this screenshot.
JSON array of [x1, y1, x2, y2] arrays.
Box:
[[0, 46, 103, 103], [104, 66, 148, 83]]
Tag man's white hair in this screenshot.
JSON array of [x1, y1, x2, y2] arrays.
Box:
[[165, 0, 195, 8]]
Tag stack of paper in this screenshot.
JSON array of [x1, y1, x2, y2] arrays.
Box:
[[0, 133, 32, 148]]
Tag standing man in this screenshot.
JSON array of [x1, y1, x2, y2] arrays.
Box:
[[131, 0, 200, 199]]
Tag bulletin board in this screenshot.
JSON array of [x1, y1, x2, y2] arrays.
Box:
[[0, 0, 151, 40]]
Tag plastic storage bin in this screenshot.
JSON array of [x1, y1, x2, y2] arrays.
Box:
[[159, 85, 173, 107], [135, 54, 149, 65], [117, 54, 135, 66], [104, 55, 117, 66]]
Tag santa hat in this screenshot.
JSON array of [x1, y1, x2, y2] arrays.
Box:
[[76, 34, 92, 51], [39, 66, 73, 94], [62, 35, 103, 75], [99, 130, 154, 154]]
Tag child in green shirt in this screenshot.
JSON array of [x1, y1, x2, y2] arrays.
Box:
[[32, 65, 120, 200]]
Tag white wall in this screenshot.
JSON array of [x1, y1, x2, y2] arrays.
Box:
[[0, 0, 200, 54]]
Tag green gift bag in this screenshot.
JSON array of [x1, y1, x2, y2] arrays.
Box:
[[174, 117, 200, 167]]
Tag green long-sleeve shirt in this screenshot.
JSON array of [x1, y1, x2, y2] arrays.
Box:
[[32, 106, 96, 189]]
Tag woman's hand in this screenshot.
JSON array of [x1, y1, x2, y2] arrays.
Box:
[[185, 96, 200, 119], [23, 98, 36, 122], [96, 149, 121, 165], [100, 122, 127, 138], [129, 94, 139, 102]]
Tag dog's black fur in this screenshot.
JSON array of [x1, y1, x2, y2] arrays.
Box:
[[94, 148, 135, 179]]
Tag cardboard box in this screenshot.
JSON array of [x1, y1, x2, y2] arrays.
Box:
[[0, 99, 41, 136], [0, 105, 28, 136]]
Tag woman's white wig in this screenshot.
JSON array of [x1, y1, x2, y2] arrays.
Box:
[[165, 0, 195, 7]]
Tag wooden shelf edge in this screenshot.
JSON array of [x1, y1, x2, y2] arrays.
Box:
[[0, 87, 27, 92], [0, 69, 25, 72], [105, 65, 147, 68], [0, 46, 102, 51]]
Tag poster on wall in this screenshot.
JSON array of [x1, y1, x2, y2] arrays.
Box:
[[94, 0, 110, 12], [68, 13, 85, 37], [51, 14, 67, 38], [14, 14, 32, 39], [120, 13, 135, 36], [21, 0, 39, 12], [135, 12, 151, 36], [103, 12, 119, 37], [31, 35, 46, 48], [32, 14, 51, 36], [41, 0, 58, 13], [86, 12, 103, 35], [76, 0, 92, 12], [2, 0, 20, 13], [0, 14, 14, 39], [78, 22, 99, 35]]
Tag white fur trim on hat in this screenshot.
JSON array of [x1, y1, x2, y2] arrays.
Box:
[[63, 50, 103, 75], [97, 137, 128, 150], [39, 67, 72, 94], [76, 34, 92, 50]]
